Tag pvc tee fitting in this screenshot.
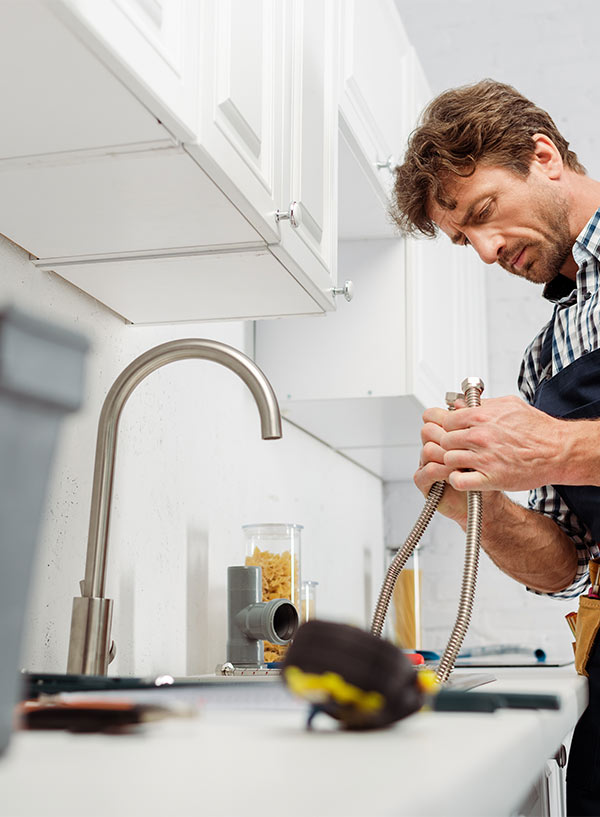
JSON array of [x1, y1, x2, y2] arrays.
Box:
[[227, 566, 298, 666]]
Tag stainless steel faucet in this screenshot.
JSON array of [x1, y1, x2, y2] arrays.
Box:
[[67, 338, 282, 675]]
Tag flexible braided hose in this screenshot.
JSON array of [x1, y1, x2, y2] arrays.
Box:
[[370, 481, 445, 638], [370, 380, 484, 685], [435, 383, 483, 683]]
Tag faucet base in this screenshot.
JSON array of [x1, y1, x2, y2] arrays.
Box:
[[67, 596, 113, 675]]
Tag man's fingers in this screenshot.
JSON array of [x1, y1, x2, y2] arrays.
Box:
[[443, 448, 480, 471], [414, 461, 452, 491], [422, 440, 446, 464], [441, 426, 493, 457], [442, 407, 483, 431], [421, 421, 446, 446], [448, 469, 489, 491], [422, 406, 449, 426]]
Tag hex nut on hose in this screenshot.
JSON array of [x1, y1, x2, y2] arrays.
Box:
[[445, 391, 463, 409], [461, 376, 485, 394]]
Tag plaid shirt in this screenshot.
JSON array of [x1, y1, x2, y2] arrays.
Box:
[[518, 208, 600, 599]]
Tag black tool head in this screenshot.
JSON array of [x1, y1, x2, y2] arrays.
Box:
[[282, 620, 424, 729]]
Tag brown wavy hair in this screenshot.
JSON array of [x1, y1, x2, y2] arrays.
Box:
[[391, 79, 585, 237]]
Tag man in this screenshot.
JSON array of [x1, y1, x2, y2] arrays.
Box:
[[392, 79, 600, 815]]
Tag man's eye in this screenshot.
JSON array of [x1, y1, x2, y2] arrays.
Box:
[[478, 203, 493, 221], [463, 237, 470, 247]]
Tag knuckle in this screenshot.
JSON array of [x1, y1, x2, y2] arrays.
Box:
[[469, 427, 488, 447], [421, 423, 440, 445], [443, 450, 457, 467]]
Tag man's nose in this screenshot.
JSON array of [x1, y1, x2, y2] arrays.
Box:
[[469, 230, 505, 265]]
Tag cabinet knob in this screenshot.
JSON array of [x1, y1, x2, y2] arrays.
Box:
[[275, 201, 302, 229], [375, 155, 398, 172], [331, 280, 355, 302], [555, 744, 567, 768]]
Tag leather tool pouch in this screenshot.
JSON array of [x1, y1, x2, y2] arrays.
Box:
[[575, 561, 600, 677]]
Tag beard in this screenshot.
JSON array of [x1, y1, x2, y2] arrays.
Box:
[[498, 188, 573, 285]]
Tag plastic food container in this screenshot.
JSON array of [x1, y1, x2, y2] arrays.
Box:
[[243, 523, 302, 663]]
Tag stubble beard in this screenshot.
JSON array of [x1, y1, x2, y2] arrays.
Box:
[[500, 190, 573, 285]]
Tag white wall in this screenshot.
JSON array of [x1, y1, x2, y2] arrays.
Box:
[[0, 234, 384, 677], [394, 0, 600, 180], [384, 269, 578, 662]]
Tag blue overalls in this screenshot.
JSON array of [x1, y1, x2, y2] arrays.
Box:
[[533, 318, 600, 816]]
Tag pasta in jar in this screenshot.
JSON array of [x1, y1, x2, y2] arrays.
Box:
[[245, 546, 300, 662]]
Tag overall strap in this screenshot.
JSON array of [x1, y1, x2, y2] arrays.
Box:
[[539, 307, 557, 373]]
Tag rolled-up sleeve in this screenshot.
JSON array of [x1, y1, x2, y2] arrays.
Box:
[[526, 484, 598, 599]]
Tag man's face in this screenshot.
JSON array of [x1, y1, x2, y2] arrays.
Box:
[[429, 163, 574, 284]]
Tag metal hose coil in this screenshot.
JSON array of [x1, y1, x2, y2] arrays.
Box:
[[369, 379, 484, 685], [370, 480, 445, 638]]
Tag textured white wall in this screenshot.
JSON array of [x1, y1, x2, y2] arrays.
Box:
[[394, 0, 600, 179], [1, 234, 384, 677]]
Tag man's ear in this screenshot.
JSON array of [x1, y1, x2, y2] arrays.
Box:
[[530, 133, 564, 180]]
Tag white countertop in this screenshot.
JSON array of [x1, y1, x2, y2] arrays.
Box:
[[0, 666, 587, 817]]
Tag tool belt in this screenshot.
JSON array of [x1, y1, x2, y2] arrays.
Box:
[[574, 560, 600, 677]]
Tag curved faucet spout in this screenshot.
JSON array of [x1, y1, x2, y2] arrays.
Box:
[[67, 338, 282, 675]]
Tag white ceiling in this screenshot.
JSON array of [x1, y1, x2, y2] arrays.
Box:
[[394, 0, 600, 178]]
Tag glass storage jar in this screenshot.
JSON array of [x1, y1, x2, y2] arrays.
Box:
[[301, 580, 319, 623], [387, 546, 422, 649], [243, 523, 302, 663]]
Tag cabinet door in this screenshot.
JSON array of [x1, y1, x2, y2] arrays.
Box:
[[339, 0, 411, 204], [453, 249, 489, 389], [269, 0, 340, 309], [0, 148, 261, 260], [187, 0, 283, 244], [0, 1, 167, 158], [52, 0, 200, 140], [405, 235, 466, 408]]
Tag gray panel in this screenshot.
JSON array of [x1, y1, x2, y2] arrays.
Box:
[[0, 307, 88, 755]]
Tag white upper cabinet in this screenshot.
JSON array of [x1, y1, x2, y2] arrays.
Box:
[[269, 0, 339, 302], [0, 0, 489, 359], [338, 0, 411, 239], [0, 0, 167, 157], [187, 0, 283, 245], [405, 234, 489, 413], [0, 147, 260, 261], [53, 0, 201, 141], [0, 0, 341, 322], [255, 0, 488, 480]]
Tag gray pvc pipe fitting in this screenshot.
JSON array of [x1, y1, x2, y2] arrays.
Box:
[[227, 565, 299, 666]]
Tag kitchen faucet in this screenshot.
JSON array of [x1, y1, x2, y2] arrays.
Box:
[[67, 339, 282, 675]]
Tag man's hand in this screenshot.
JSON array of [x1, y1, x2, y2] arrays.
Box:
[[414, 412, 469, 526], [427, 395, 567, 492], [414, 397, 580, 591]]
